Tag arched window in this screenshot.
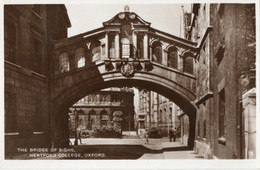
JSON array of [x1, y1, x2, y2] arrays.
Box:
[[152, 42, 162, 64], [59, 52, 70, 73], [168, 47, 178, 69], [90, 41, 101, 62], [121, 38, 130, 58], [183, 56, 193, 74], [75, 47, 85, 68]]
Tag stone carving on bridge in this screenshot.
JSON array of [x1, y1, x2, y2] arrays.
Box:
[[121, 62, 134, 77]]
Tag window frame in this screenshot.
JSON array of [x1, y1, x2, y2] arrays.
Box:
[[75, 47, 86, 68], [168, 47, 178, 69], [183, 56, 194, 74], [59, 52, 70, 73]]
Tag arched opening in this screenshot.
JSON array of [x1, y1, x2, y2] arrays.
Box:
[[183, 56, 194, 74], [59, 52, 70, 73], [88, 109, 96, 129], [90, 41, 101, 62], [52, 76, 197, 149], [152, 41, 162, 64], [75, 47, 85, 68], [168, 47, 178, 69]]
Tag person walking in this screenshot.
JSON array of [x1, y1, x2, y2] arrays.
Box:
[[173, 127, 177, 142], [77, 129, 82, 144], [169, 128, 174, 142]]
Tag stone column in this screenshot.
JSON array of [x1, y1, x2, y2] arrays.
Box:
[[105, 32, 109, 59], [163, 49, 168, 66], [115, 32, 120, 59], [132, 32, 137, 58], [179, 53, 184, 72], [143, 33, 148, 60], [242, 88, 256, 159]]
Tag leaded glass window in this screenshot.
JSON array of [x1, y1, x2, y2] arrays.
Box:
[[152, 42, 162, 64], [91, 41, 101, 62], [75, 47, 85, 68], [168, 47, 178, 69], [122, 38, 130, 58], [59, 52, 70, 73]]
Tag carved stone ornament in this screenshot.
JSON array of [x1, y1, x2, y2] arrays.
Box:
[[129, 13, 136, 19], [119, 12, 125, 19], [121, 62, 134, 77]]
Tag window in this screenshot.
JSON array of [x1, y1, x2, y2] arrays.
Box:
[[137, 36, 143, 59], [183, 57, 193, 74], [109, 36, 115, 59], [152, 42, 162, 64], [122, 38, 130, 58], [215, 40, 225, 65], [100, 110, 108, 125], [219, 88, 225, 137], [168, 47, 178, 69], [75, 47, 85, 68], [32, 37, 43, 74], [4, 21, 16, 63], [5, 93, 17, 132], [59, 52, 70, 73], [91, 41, 101, 62]]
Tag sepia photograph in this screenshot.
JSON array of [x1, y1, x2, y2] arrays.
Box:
[[1, 0, 259, 169]]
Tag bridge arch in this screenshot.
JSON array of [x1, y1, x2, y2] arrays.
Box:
[[51, 61, 197, 148]]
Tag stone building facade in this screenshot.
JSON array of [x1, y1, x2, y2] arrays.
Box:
[[184, 4, 256, 159], [68, 87, 135, 134], [4, 5, 71, 157], [137, 89, 190, 144]]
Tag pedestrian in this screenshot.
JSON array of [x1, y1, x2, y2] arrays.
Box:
[[173, 127, 177, 142], [77, 129, 82, 144], [169, 128, 174, 142], [144, 128, 149, 144]]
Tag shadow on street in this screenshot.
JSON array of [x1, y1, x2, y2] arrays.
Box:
[[63, 144, 193, 159]]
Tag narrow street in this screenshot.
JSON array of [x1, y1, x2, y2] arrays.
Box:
[[68, 133, 204, 159]]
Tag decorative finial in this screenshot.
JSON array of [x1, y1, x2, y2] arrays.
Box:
[[124, 5, 130, 12]]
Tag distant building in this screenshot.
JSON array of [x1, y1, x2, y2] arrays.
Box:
[[137, 89, 190, 144], [69, 87, 135, 134]]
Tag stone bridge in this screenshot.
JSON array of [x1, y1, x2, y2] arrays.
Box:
[[50, 6, 198, 147]]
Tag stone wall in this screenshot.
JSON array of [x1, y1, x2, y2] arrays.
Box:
[[210, 4, 255, 159], [4, 5, 71, 157], [192, 3, 255, 159], [5, 62, 50, 157]]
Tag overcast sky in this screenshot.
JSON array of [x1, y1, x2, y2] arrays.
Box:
[[66, 3, 191, 37]]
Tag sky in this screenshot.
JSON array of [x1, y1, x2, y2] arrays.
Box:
[[66, 3, 191, 37], [65, 3, 191, 112]]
